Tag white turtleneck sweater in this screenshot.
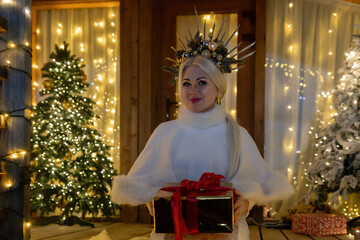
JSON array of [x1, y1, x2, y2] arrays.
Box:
[[111, 105, 293, 240]]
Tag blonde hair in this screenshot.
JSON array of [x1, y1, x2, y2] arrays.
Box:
[[178, 56, 241, 180]]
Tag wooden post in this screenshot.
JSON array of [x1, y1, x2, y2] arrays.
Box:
[[0, 0, 32, 239]]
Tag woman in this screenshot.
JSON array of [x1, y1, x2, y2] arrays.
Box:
[[111, 55, 293, 240]]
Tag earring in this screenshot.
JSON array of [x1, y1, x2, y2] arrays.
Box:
[[216, 95, 221, 105]]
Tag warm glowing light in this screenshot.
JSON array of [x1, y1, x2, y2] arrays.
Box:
[[25, 42, 29, 46], [289, 2, 293, 8], [287, 24, 291, 28], [36, 29, 40, 34], [32, 64, 39, 69], [7, 182, 12, 188], [25, 8, 31, 15], [111, 22, 115, 26], [287, 105, 292, 109], [328, 29, 333, 33], [11, 153, 18, 159], [329, 52, 333, 55], [289, 45, 293, 52], [36, 45, 40, 50], [287, 168, 292, 172], [3, 0, 12, 3], [97, 38, 103, 43], [6, 60, 11, 65], [210, 29, 213, 33], [25, 222, 31, 227], [8, 41, 15, 48], [57, 29, 61, 34], [327, 72, 332, 76], [289, 127, 293, 132]]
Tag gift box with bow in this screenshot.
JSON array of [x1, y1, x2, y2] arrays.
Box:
[[153, 173, 234, 239], [292, 213, 347, 236]]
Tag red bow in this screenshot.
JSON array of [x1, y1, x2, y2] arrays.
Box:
[[160, 172, 233, 240]]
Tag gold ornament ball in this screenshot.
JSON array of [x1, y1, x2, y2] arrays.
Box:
[[63, 152, 72, 160], [216, 54, 223, 61], [208, 42, 218, 52], [201, 50, 211, 58], [29, 159, 38, 168], [62, 100, 73, 110], [79, 74, 87, 83], [42, 79, 54, 90]]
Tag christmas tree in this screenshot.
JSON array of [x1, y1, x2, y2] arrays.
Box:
[[307, 35, 360, 206], [30, 42, 118, 224]]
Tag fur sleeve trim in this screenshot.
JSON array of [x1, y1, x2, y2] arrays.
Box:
[[234, 172, 294, 205], [110, 175, 160, 206]]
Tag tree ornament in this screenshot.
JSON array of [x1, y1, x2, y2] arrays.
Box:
[[29, 159, 38, 168], [63, 151, 72, 161], [78, 74, 87, 83], [87, 188, 97, 197], [42, 79, 54, 90], [40, 130, 49, 137], [31, 172, 37, 184], [58, 198, 68, 208], [62, 100, 73, 110]]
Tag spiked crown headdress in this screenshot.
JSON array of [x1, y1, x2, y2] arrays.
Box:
[[163, 8, 255, 84]]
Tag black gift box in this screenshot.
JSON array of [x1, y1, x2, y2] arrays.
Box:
[[153, 185, 234, 233]]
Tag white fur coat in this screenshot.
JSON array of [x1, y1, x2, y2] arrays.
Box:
[[110, 105, 294, 240]]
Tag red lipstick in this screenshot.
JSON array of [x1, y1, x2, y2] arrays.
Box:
[[190, 98, 202, 103]]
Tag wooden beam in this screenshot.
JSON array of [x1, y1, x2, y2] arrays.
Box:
[[254, 0, 266, 156], [342, 0, 360, 5], [32, 0, 120, 9], [119, 0, 139, 223]]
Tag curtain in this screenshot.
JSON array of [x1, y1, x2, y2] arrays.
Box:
[[33, 7, 121, 170], [266, 0, 360, 215], [176, 13, 238, 118]]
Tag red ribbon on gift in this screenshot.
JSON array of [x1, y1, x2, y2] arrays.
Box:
[[160, 172, 233, 240]]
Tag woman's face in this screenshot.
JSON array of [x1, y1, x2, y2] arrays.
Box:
[[181, 65, 219, 113]]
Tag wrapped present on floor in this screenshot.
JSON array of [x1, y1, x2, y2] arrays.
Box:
[[153, 172, 234, 237], [292, 213, 347, 236]]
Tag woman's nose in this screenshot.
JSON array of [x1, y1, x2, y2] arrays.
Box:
[[189, 84, 199, 93]]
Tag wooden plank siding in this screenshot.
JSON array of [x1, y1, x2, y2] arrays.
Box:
[[0, 0, 32, 239]]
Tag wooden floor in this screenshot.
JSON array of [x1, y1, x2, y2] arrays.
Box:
[[30, 223, 355, 240]]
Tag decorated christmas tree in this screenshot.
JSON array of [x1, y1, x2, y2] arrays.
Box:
[[30, 42, 118, 225], [307, 35, 360, 206]]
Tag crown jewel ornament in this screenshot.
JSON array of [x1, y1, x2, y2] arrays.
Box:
[[163, 8, 256, 84]]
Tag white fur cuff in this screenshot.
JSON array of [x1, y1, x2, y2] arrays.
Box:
[[110, 175, 159, 206]]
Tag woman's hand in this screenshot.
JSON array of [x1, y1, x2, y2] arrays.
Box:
[[234, 189, 249, 223]]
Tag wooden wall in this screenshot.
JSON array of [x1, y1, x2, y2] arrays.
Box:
[[0, 0, 32, 239]]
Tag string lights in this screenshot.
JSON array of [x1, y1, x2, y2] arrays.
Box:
[[33, 8, 120, 168], [265, 1, 360, 221]]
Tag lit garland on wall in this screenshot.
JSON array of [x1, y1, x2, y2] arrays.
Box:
[[0, 0, 33, 234]]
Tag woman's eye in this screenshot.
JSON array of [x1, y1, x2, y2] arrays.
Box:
[[183, 82, 190, 87], [199, 80, 207, 85]]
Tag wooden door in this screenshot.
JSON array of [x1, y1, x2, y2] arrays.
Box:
[[152, 0, 260, 140]]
